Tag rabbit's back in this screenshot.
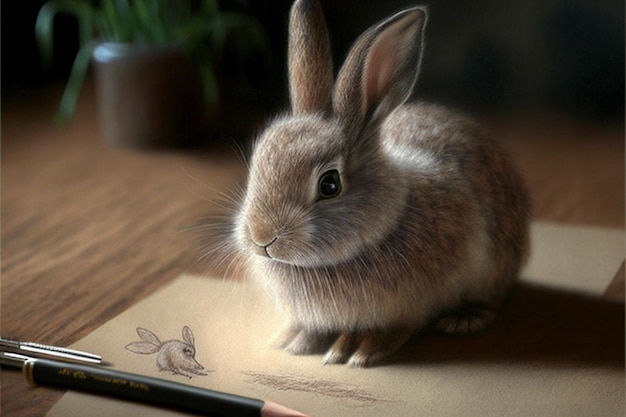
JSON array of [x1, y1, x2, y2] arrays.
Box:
[[382, 103, 491, 173], [382, 102, 531, 293]]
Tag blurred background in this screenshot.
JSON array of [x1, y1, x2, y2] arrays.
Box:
[[3, 0, 624, 124]]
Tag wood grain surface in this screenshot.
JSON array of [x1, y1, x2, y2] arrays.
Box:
[[1, 86, 623, 416]]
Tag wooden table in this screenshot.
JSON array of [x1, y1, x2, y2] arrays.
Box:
[[2, 86, 624, 416]]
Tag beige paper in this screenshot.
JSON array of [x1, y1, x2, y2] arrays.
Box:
[[47, 222, 625, 417], [523, 222, 624, 294]]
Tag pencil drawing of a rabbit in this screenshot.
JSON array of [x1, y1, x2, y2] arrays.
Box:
[[125, 326, 208, 378]]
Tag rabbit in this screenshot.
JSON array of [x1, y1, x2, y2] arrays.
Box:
[[230, 0, 531, 368], [125, 326, 208, 378]]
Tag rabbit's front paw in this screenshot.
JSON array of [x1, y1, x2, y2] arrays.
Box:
[[324, 328, 413, 368], [274, 326, 336, 355]]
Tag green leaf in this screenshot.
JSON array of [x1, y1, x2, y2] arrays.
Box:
[[56, 40, 97, 124], [130, 0, 152, 41], [35, 1, 95, 70], [99, 1, 117, 39], [100, 0, 131, 41]]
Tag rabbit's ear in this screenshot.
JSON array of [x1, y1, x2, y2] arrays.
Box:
[[182, 326, 195, 347], [288, 0, 334, 114], [333, 7, 427, 132], [136, 327, 161, 345], [125, 341, 160, 354]]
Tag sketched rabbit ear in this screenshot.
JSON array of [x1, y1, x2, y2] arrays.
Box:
[[288, 0, 334, 114], [136, 327, 161, 345], [125, 327, 161, 354], [125, 341, 160, 354], [333, 7, 428, 133], [182, 326, 195, 347]]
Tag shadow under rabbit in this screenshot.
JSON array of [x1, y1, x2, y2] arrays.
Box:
[[388, 281, 624, 369]]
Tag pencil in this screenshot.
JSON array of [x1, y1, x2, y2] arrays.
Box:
[[19, 356, 309, 417]]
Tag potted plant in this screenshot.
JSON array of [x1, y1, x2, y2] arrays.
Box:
[[36, 0, 268, 148]]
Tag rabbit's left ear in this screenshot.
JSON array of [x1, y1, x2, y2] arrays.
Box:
[[182, 326, 195, 346], [288, 0, 334, 114], [333, 7, 427, 132]]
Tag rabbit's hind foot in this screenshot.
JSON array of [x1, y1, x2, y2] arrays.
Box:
[[435, 304, 498, 336]]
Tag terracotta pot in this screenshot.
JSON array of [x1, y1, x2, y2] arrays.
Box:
[[92, 42, 207, 148]]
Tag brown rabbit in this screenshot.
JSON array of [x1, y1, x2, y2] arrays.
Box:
[[232, 0, 530, 367]]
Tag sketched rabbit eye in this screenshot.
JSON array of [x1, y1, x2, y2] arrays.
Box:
[[183, 347, 193, 356], [318, 169, 342, 199]]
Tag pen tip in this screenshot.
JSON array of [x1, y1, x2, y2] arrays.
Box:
[[262, 401, 310, 417]]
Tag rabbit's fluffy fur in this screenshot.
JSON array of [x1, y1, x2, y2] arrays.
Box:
[[229, 0, 530, 367]]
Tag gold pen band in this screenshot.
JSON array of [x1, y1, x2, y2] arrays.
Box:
[[23, 359, 36, 386]]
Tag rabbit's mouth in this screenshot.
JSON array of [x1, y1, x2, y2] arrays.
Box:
[[253, 236, 301, 264], [252, 235, 360, 269], [251, 236, 277, 259], [246, 233, 317, 267]]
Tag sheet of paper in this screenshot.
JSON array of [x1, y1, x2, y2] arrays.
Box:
[[522, 222, 624, 294], [47, 222, 625, 417]]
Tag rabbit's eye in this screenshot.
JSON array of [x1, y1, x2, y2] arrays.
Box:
[[318, 169, 342, 199], [183, 347, 193, 356]]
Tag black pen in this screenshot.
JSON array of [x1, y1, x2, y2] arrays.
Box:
[[1, 353, 309, 417]]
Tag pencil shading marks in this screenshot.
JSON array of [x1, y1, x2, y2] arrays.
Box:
[[241, 370, 397, 407], [125, 326, 210, 379]]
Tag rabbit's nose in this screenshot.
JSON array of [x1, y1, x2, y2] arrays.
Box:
[[251, 235, 278, 258], [246, 216, 279, 258]]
